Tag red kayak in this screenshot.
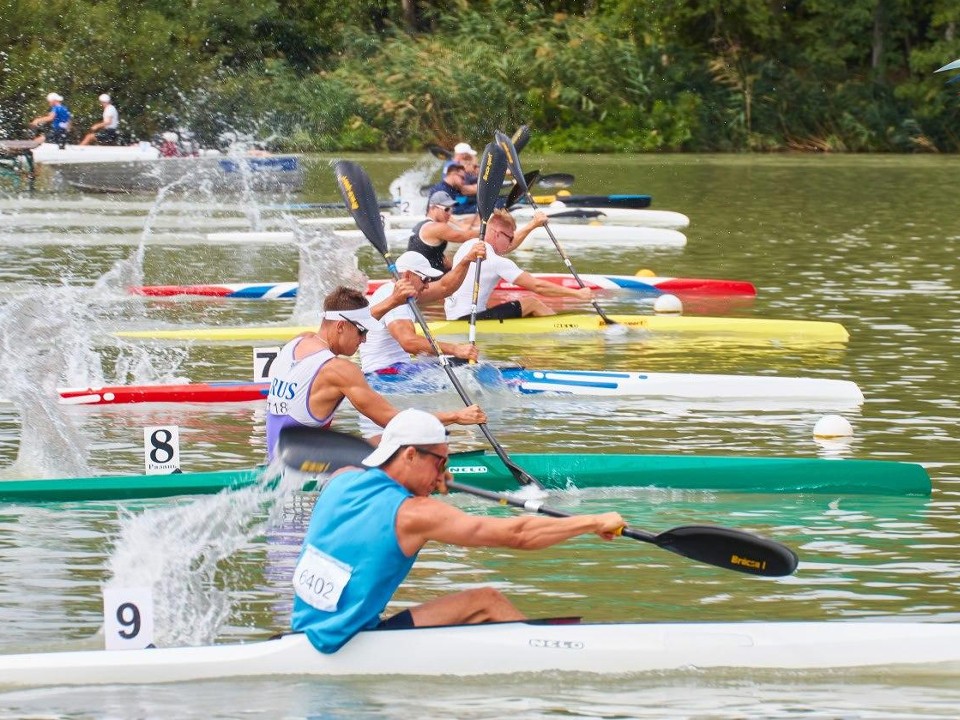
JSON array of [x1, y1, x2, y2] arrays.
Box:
[[58, 382, 268, 406]]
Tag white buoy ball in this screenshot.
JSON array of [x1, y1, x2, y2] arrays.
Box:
[[813, 415, 853, 439], [653, 294, 683, 314]]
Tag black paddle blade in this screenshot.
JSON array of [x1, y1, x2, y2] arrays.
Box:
[[332, 160, 389, 257], [494, 130, 526, 195], [512, 125, 531, 153], [505, 170, 540, 209], [649, 525, 799, 577], [476, 142, 508, 221], [277, 426, 371, 475], [427, 144, 452, 160]]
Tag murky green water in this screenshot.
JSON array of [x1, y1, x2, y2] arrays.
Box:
[[0, 154, 959, 717]]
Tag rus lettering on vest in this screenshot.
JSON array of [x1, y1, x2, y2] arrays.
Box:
[[269, 378, 297, 400]]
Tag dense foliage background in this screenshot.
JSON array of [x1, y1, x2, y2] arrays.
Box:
[[2, 0, 959, 152]]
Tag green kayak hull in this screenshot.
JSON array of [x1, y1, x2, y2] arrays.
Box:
[[0, 452, 931, 503]]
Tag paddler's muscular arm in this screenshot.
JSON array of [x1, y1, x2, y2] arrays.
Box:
[[369, 278, 417, 320], [386, 319, 478, 363], [507, 212, 549, 252], [421, 221, 479, 245], [395, 497, 624, 556], [310, 358, 399, 428], [310, 358, 486, 429], [421, 242, 487, 302], [512, 271, 592, 301]]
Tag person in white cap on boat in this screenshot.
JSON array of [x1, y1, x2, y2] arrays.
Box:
[[359, 248, 487, 376], [264, 286, 486, 460], [79, 93, 120, 145], [290, 408, 625, 654], [29, 92, 72, 147]]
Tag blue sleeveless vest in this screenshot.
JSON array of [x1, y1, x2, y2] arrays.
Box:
[[291, 468, 417, 653]]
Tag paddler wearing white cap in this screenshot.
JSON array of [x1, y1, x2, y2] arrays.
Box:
[[264, 285, 486, 460], [29, 92, 72, 147], [359, 249, 488, 376], [79, 93, 120, 145]]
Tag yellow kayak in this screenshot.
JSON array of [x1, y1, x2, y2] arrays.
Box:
[[114, 313, 849, 343]]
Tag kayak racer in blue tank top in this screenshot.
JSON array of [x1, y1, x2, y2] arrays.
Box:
[[291, 409, 624, 654], [30, 92, 72, 148]]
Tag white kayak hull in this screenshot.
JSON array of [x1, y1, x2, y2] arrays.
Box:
[[31, 142, 163, 164], [205, 224, 687, 248], [511, 370, 864, 405], [301, 206, 691, 230], [3, 621, 960, 687]]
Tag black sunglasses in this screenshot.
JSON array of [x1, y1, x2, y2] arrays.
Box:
[[412, 271, 433, 284], [414, 446, 448, 470], [338, 313, 368, 337]]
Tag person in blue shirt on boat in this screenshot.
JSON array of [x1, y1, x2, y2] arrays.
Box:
[[291, 409, 624, 654], [264, 286, 485, 460], [445, 208, 590, 320], [407, 190, 481, 273], [29, 93, 72, 148], [359, 249, 486, 377], [440, 142, 479, 215], [426, 162, 479, 221]]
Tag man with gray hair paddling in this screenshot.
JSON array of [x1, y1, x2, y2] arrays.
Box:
[[291, 408, 624, 654]]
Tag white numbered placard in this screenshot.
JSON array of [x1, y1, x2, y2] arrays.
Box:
[[143, 425, 181, 474], [103, 587, 154, 650], [253, 347, 280, 382]]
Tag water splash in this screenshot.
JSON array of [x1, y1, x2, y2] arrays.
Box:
[[0, 287, 101, 477], [104, 465, 305, 646], [290, 220, 367, 325], [390, 158, 442, 216]]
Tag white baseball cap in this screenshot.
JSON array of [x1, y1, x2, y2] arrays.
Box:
[[453, 142, 477, 156], [361, 409, 447, 467], [46, 93, 63, 102], [395, 251, 443, 278], [98, 94, 111, 103]]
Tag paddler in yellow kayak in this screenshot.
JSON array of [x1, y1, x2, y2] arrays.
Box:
[[445, 207, 592, 320], [359, 249, 487, 375]]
